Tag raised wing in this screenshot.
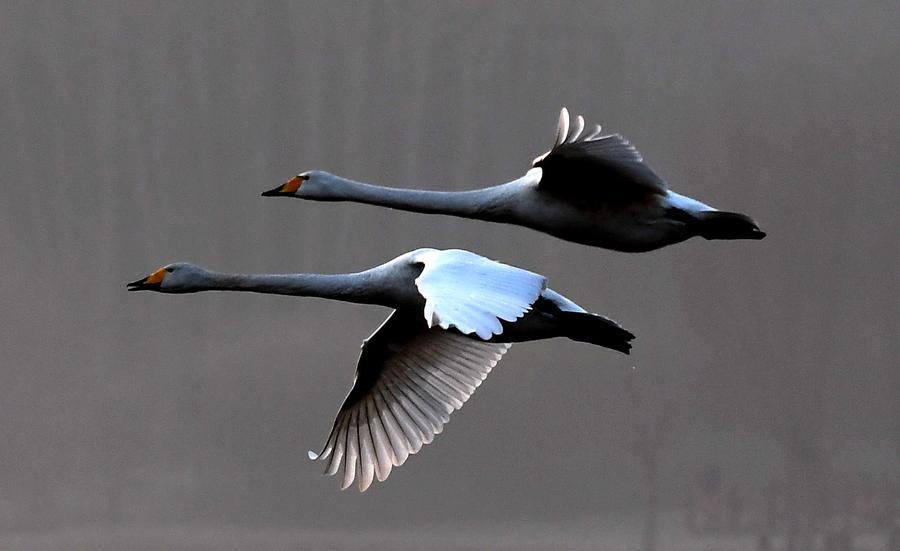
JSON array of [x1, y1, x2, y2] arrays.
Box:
[[413, 249, 547, 340], [308, 311, 511, 491], [532, 108, 667, 198]]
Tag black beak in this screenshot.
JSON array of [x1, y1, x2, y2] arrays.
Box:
[[127, 277, 156, 291], [260, 185, 285, 197], [750, 226, 767, 240]]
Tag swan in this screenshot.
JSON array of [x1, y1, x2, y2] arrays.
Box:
[[262, 108, 765, 252], [127, 248, 634, 491]]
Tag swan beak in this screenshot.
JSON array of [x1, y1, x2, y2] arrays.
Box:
[[127, 267, 166, 291], [261, 175, 303, 197]]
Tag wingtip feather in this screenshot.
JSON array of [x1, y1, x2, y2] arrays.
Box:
[[555, 108, 570, 147], [565, 115, 585, 143]]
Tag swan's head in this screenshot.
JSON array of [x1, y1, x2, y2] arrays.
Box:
[[261, 171, 339, 199], [127, 262, 211, 293]]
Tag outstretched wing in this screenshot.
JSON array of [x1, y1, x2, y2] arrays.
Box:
[[308, 310, 511, 491], [413, 249, 547, 340], [532, 108, 667, 198]]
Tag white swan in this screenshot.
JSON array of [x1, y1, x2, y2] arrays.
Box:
[[263, 108, 765, 252], [127, 248, 634, 491]]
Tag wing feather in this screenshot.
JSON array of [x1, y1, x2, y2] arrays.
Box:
[[533, 108, 667, 197], [357, 406, 377, 491], [381, 384, 423, 454], [397, 366, 451, 427], [322, 415, 347, 476], [564, 114, 585, 143], [414, 249, 547, 340], [366, 398, 393, 481], [582, 124, 604, 141], [390, 370, 440, 436], [554, 107, 570, 147], [406, 354, 466, 408], [341, 409, 360, 490], [372, 387, 409, 466], [309, 311, 510, 491]]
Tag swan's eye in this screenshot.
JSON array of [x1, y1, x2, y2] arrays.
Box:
[[165, 267, 174, 273]]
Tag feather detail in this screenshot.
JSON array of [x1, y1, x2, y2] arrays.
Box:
[[309, 311, 511, 491], [414, 249, 546, 340]]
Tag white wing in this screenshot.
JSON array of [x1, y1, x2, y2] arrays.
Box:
[[413, 249, 547, 340], [308, 311, 511, 491]]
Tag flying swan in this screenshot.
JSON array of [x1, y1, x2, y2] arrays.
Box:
[[263, 108, 765, 252], [127, 248, 634, 491]]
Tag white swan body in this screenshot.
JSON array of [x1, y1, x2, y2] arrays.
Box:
[[263, 108, 765, 252], [128, 248, 634, 491]]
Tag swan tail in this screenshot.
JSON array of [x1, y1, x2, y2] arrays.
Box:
[[557, 311, 635, 355], [694, 211, 766, 241]]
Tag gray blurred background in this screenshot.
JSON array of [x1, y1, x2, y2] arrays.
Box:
[[1, 1, 897, 550]]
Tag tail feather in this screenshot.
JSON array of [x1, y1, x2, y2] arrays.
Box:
[[694, 211, 766, 240], [556, 311, 635, 355]]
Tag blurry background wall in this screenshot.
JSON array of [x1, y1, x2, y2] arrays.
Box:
[[0, 0, 897, 542]]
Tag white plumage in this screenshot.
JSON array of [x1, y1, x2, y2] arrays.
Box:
[[414, 249, 546, 339]]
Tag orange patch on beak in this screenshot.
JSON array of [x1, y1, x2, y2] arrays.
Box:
[[281, 176, 303, 194], [144, 267, 168, 285]]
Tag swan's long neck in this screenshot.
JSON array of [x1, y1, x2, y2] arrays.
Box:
[[199, 271, 384, 305], [313, 174, 521, 222]]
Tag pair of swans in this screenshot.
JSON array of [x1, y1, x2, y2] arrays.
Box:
[[129, 109, 764, 491]]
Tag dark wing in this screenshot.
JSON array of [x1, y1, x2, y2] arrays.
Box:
[[532, 108, 667, 198], [308, 310, 511, 491]]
